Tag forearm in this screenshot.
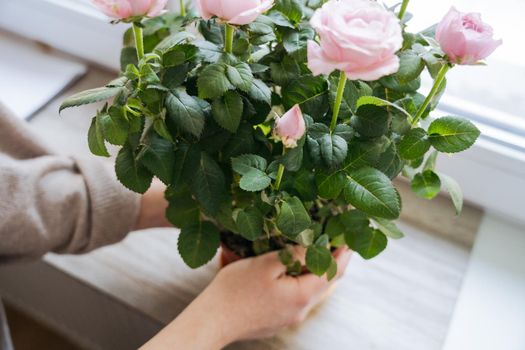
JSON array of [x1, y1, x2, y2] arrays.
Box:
[[140, 290, 233, 350]]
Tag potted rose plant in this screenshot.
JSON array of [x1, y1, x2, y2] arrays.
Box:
[[60, 0, 500, 278]]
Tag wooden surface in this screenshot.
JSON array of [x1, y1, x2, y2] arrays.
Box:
[[10, 66, 483, 349]]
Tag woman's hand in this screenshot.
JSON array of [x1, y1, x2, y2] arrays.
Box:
[[140, 248, 352, 349]]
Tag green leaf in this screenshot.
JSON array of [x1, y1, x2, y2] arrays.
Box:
[[355, 95, 413, 121], [163, 44, 198, 67], [231, 154, 268, 175], [166, 188, 200, 228], [226, 62, 254, 92], [239, 169, 272, 192], [277, 196, 311, 238], [330, 80, 372, 119], [437, 172, 463, 215], [282, 76, 329, 119], [137, 132, 175, 185], [166, 89, 206, 138], [344, 167, 401, 219], [428, 116, 480, 153], [372, 217, 404, 239], [411, 170, 441, 199], [178, 222, 220, 268], [343, 139, 386, 171], [222, 123, 255, 160], [275, 0, 304, 24], [194, 40, 222, 63], [248, 79, 272, 105], [395, 50, 425, 84], [345, 228, 387, 260], [98, 107, 129, 146], [212, 91, 243, 133], [190, 152, 226, 215], [270, 56, 301, 86], [60, 86, 125, 112], [306, 245, 332, 276], [296, 228, 315, 246], [115, 143, 153, 194], [88, 116, 110, 157], [326, 257, 338, 281], [375, 143, 404, 180], [235, 207, 264, 241], [197, 63, 235, 99], [339, 210, 370, 230], [320, 134, 348, 168], [316, 171, 346, 199], [280, 137, 304, 172], [351, 104, 390, 138], [325, 216, 345, 238], [398, 128, 431, 160]]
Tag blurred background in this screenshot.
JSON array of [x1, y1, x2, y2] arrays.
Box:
[[0, 1, 523, 350]]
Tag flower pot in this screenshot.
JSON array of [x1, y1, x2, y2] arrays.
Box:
[[220, 243, 243, 267]]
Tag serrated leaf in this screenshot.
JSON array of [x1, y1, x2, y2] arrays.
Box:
[[197, 63, 235, 99], [326, 257, 338, 281], [166, 89, 205, 138], [316, 171, 346, 199], [248, 79, 272, 105], [282, 75, 329, 119], [232, 154, 268, 175], [375, 143, 404, 179], [306, 245, 332, 276], [277, 196, 311, 238], [60, 86, 125, 112], [98, 107, 129, 146], [190, 152, 226, 215], [372, 217, 404, 239], [166, 188, 200, 228], [344, 167, 401, 219], [194, 40, 222, 63], [115, 144, 153, 194], [351, 104, 390, 139], [235, 207, 264, 241], [428, 116, 480, 153], [226, 62, 254, 92], [178, 221, 220, 268], [88, 116, 110, 157], [137, 132, 175, 185], [437, 172, 463, 215], [398, 128, 431, 160], [411, 170, 441, 199], [395, 50, 425, 84], [212, 91, 243, 133], [239, 169, 272, 192], [345, 228, 387, 260], [319, 134, 348, 167]]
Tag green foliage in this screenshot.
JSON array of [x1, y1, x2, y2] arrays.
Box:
[[277, 196, 311, 238], [61, 7, 483, 269], [345, 227, 388, 260], [411, 170, 441, 199], [428, 116, 481, 153], [178, 222, 220, 268], [344, 167, 401, 219]]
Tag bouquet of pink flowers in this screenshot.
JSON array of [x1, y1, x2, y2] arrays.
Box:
[[61, 0, 500, 277]]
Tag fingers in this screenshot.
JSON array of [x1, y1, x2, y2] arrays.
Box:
[[333, 248, 352, 279]]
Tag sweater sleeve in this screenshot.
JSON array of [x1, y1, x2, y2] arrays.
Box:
[[0, 152, 140, 262]]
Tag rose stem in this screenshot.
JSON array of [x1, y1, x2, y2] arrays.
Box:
[[133, 23, 145, 60], [179, 0, 186, 17], [274, 148, 287, 190], [398, 0, 410, 21], [411, 64, 450, 126], [330, 70, 347, 133], [224, 24, 235, 53]]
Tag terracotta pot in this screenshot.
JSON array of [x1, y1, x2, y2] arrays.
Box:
[[220, 243, 243, 267]]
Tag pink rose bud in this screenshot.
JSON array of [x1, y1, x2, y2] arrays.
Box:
[[307, 0, 403, 81], [92, 0, 168, 19], [196, 0, 274, 25], [436, 7, 502, 65], [274, 105, 306, 149]]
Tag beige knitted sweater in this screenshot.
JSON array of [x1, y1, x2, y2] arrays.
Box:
[[0, 102, 140, 349]]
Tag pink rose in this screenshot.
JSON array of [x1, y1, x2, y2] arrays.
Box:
[[92, 0, 167, 19], [436, 7, 502, 65], [196, 0, 274, 25], [307, 0, 403, 81], [274, 105, 306, 149]]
